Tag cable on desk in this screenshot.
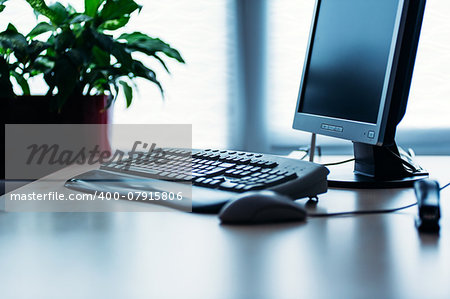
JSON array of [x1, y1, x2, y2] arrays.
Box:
[[441, 182, 450, 191], [321, 158, 355, 167], [306, 201, 417, 218], [387, 147, 422, 173]]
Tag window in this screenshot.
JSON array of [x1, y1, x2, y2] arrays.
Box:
[[112, 0, 233, 149]]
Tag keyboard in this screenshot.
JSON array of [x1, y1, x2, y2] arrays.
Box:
[[65, 148, 329, 213]]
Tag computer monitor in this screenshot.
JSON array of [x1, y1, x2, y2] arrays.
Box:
[[292, 0, 427, 187]]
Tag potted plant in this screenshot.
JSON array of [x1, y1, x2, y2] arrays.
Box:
[[0, 0, 185, 194], [1, 0, 184, 124]]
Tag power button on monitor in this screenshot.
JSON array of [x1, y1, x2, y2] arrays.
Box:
[[368, 131, 375, 139]]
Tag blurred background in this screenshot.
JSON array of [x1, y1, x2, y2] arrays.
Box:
[[3, 0, 450, 154]]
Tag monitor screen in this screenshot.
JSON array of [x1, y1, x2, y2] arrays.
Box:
[[298, 0, 401, 124]]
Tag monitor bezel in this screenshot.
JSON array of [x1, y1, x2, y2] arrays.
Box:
[[292, 0, 411, 146]]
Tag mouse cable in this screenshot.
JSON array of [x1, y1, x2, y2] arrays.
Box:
[[308, 180, 449, 218], [441, 182, 450, 191], [307, 202, 417, 218], [321, 158, 355, 167]]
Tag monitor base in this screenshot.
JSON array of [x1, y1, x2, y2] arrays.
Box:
[[327, 169, 427, 189], [327, 142, 428, 189]]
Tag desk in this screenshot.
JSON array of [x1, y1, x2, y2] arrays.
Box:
[[1, 157, 449, 299]]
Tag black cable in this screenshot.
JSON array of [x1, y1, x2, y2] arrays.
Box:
[[308, 180, 448, 217], [441, 182, 450, 191], [386, 147, 420, 173], [297, 151, 309, 161], [321, 158, 355, 167], [307, 202, 417, 218]]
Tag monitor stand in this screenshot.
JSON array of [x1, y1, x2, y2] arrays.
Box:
[[327, 142, 428, 189]]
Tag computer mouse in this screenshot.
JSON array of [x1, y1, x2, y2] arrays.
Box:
[[218, 191, 307, 224]]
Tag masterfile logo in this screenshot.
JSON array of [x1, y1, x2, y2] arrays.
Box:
[[25, 141, 167, 168], [4, 124, 193, 212]]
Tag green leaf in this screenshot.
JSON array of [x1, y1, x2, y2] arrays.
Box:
[[111, 42, 133, 67], [66, 49, 86, 66], [6, 23, 18, 33], [119, 80, 132, 107], [70, 14, 93, 24], [130, 60, 163, 94], [100, 0, 140, 22], [119, 32, 184, 63], [11, 70, 30, 95], [26, 40, 50, 62], [27, 22, 54, 39], [51, 56, 79, 109], [100, 16, 130, 30], [152, 53, 170, 73], [48, 2, 68, 25], [25, 0, 58, 23], [54, 29, 75, 51], [85, 0, 104, 17], [0, 27, 28, 60], [0, 56, 15, 99], [90, 29, 113, 51], [0, 0, 7, 13], [92, 46, 110, 67], [30, 56, 54, 75]]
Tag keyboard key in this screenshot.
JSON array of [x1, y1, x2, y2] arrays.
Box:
[[208, 180, 222, 188], [250, 159, 260, 165], [212, 176, 225, 182], [264, 176, 287, 187], [285, 171, 298, 179], [235, 184, 246, 192], [229, 170, 243, 177], [237, 158, 251, 164], [263, 161, 278, 168], [243, 184, 265, 191], [193, 177, 205, 185], [219, 181, 238, 191], [204, 167, 227, 176], [126, 166, 161, 176], [219, 162, 236, 168]]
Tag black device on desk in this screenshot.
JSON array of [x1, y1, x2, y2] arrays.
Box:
[[414, 179, 441, 233], [65, 149, 329, 213]]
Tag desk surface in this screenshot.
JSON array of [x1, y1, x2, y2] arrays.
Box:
[[1, 156, 449, 299]]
